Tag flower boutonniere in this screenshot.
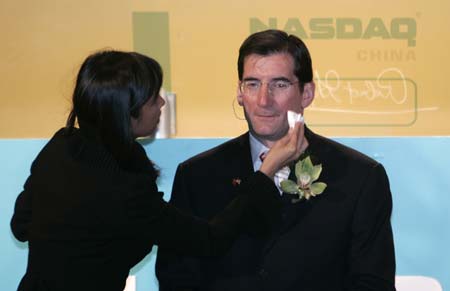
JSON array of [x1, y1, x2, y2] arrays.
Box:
[[280, 156, 327, 203]]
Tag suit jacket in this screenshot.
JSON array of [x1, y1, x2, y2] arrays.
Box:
[[156, 127, 396, 291]]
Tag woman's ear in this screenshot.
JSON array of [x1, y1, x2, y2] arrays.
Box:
[[301, 82, 315, 108]]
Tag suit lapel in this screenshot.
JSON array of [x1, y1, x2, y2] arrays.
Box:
[[232, 132, 255, 181], [263, 126, 327, 254], [233, 128, 333, 255], [225, 132, 255, 200]]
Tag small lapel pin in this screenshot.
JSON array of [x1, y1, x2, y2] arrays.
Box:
[[232, 178, 242, 186]]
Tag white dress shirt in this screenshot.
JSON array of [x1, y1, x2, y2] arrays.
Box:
[[249, 133, 290, 193]]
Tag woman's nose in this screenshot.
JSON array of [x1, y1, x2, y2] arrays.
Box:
[[159, 95, 166, 107]]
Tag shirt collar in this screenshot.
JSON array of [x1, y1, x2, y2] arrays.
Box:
[[249, 132, 269, 171]]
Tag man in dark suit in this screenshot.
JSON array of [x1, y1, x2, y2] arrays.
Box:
[[156, 29, 396, 291]]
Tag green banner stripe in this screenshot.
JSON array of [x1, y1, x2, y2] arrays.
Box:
[[133, 12, 171, 91]]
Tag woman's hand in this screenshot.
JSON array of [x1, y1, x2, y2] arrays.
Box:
[[259, 121, 306, 178]]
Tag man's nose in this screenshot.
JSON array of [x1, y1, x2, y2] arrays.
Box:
[[256, 83, 272, 107]]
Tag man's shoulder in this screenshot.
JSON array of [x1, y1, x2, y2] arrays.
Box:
[[311, 130, 379, 169], [180, 132, 249, 165]]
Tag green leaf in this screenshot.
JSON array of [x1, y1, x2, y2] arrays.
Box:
[[310, 164, 322, 182], [310, 182, 327, 195], [303, 156, 314, 172], [281, 180, 299, 194], [295, 159, 303, 181]]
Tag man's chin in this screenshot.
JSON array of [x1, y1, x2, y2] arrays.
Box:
[[252, 129, 288, 142]]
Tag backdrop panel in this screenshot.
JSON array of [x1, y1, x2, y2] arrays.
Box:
[[1, 137, 448, 290]]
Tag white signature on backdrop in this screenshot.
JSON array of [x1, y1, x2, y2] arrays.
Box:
[[312, 68, 437, 115]]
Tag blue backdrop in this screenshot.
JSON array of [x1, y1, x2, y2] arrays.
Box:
[[1, 137, 449, 290]]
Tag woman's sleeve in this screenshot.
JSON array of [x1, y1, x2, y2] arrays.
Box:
[[125, 171, 281, 257], [11, 175, 33, 242]]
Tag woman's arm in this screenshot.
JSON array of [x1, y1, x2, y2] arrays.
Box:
[[127, 122, 304, 256], [126, 170, 280, 257], [11, 176, 33, 242]]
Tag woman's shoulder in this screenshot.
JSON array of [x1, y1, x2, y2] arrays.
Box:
[[29, 127, 71, 170]]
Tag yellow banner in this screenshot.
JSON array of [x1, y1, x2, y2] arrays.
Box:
[[1, 0, 449, 137]]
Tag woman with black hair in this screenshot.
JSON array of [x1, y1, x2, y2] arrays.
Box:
[[10, 50, 304, 291]]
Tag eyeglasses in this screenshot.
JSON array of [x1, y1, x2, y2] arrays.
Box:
[[240, 79, 299, 96]]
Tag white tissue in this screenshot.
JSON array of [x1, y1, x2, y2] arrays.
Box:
[[287, 110, 304, 128]]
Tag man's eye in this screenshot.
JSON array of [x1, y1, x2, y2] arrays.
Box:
[[246, 82, 260, 88], [273, 81, 290, 89]]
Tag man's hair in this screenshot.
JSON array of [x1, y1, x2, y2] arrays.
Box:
[[237, 29, 313, 91], [66, 50, 163, 161]]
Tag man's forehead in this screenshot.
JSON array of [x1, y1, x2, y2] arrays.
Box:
[[243, 52, 295, 78]]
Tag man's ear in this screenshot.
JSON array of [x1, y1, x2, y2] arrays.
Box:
[[236, 84, 244, 106], [301, 82, 315, 108]]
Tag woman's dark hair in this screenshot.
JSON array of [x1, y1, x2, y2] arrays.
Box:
[[66, 50, 163, 161], [237, 29, 313, 91]]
